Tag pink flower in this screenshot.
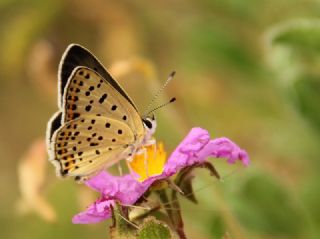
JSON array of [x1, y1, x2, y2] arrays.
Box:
[[72, 127, 249, 224]]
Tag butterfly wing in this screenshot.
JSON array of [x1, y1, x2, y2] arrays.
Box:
[[61, 66, 144, 133], [48, 66, 145, 180], [58, 44, 136, 110], [50, 116, 135, 180]]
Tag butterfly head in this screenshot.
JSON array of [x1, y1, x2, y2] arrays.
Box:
[[142, 114, 157, 140]]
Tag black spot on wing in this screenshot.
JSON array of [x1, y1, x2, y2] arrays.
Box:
[[85, 105, 92, 112], [99, 94, 107, 104], [62, 169, 68, 175], [73, 113, 80, 119]]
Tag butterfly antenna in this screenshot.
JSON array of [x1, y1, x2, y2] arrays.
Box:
[[143, 71, 176, 116], [144, 97, 176, 117]]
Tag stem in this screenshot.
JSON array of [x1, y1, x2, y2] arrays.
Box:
[[171, 189, 187, 239], [157, 189, 174, 224], [157, 189, 187, 239]]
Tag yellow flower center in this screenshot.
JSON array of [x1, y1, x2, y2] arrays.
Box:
[[128, 142, 167, 182]]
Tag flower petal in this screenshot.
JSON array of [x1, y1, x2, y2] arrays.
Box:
[[86, 172, 154, 204], [202, 137, 250, 166], [163, 128, 249, 177], [75, 127, 249, 224], [72, 199, 114, 224], [75, 172, 155, 224], [85, 171, 119, 196], [163, 128, 213, 175]]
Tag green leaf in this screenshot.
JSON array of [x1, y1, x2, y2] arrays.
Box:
[[272, 20, 320, 52], [265, 19, 320, 132], [138, 217, 173, 239], [293, 75, 320, 132]]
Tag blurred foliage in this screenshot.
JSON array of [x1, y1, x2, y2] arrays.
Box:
[[265, 19, 320, 133], [236, 174, 305, 236], [1, 0, 320, 239]]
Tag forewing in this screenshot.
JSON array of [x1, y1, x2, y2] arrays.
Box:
[[62, 66, 144, 136], [58, 44, 136, 109], [49, 116, 135, 179]]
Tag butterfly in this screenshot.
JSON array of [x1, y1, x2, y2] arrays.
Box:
[[46, 44, 157, 182]]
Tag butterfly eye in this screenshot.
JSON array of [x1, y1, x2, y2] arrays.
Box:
[[143, 119, 153, 129]]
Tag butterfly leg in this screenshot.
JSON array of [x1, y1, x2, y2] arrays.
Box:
[[126, 160, 135, 177], [117, 161, 123, 176]]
